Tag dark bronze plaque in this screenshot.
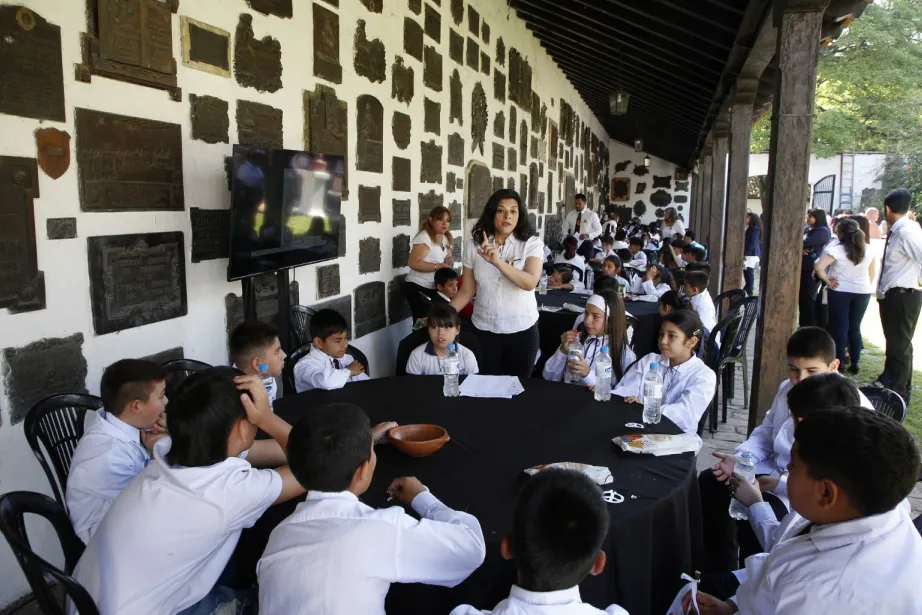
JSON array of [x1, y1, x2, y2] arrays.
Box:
[[492, 143, 504, 171], [652, 175, 672, 189], [451, 241, 461, 263], [225, 275, 300, 348], [509, 106, 517, 142], [521, 174, 528, 205], [87, 232, 187, 335], [142, 346, 184, 364], [409, 0, 421, 14], [492, 176, 503, 193], [393, 157, 412, 192], [450, 201, 462, 230], [420, 140, 443, 184], [449, 29, 463, 64], [632, 164, 649, 177], [355, 281, 386, 338], [466, 37, 479, 71], [494, 110, 505, 138], [545, 215, 563, 252], [190, 208, 230, 263], [549, 120, 558, 167], [531, 92, 541, 129], [538, 192, 545, 213], [0, 156, 44, 313], [611, 177, 630, 202], [635, 182, 646, 194], [494, 70, 506, 103], [237, 100, 283, 149], [674, 195, 688, 204], [520, 120, 528, 163], [529, 163, 539, 209], [650, 189, 672, 208], [447, 171, 456, 194], [393, 199, 411, 227], [313, 4, 342, 84], [392, 56, 414, 104], [35, 128, 71, 180], [360, 0, 383, 12], [423, 45, 442, 91], [676, 181, 689, 192], [528, 213, 536, 230], [317, 264, 340, 299], [234, 14, 282, 93], [0, 7, 65, 121], [481, 51, 490, 75], [497, 37, 505, 66], [182, 17, 231, 77], [449, 70, 462, 126], [530, 136, 538, 160], [2, 333, 88, 425], [190, 94, 229, 144], [388, 274, 411, 325], [507, 148, 517, 171], [47, 218, 76, 240], [393, 112, 412, 150], [404, 17, 423, 62], [246, 0, 293, 18], [450, 0, 463, 24], [448, 133, 464, 167], [359, 237, 381, 274], [304, 84, 348, 198], [418, 190, 443, 226], [466, 163, 491, 219], [358, 185, 382, 223], [355, 20, 386, 83], [393, 234, 410, 269], [424, 4, 441, 42], [471, 83, 487, 156], [356, 95, 383, 173], [307, 294, 351, 341], [75, 108, 183, 212], [457, 176, 464, 190], [424, 98, 441, 135], [468, 5, 479, 35], [508, 48, 532, 112], [482, 20, 490, 43]]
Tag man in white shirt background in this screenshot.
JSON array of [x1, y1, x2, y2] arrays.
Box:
[[564, 193, 602, 261], [875, 188, 922, 401]]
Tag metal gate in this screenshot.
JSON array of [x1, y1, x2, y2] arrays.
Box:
[[812, 174, 836, 215]]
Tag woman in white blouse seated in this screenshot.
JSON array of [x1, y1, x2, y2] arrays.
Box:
[[629, 264, 675, 301], [543, 290, 635, 388], [452, 189, 545, 378], [553, 235, 587, 274], [661, 207, 686, 241], [404, 205, 454, 320], [614, 310, 717, 434]]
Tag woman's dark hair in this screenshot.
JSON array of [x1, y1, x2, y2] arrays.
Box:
[[835, 218, 866, 266], [659, 238, 681, 270], [746, 211, 762, 230], [808, 208, 828, 229], [647, 263, 676, 291], [848, 214, 870, 243], [472, 189, 533, 244], [427, 303, 461, 329], [659, 290, 684, 312], [579, 289, 628, 381], [562, 235, 578, 252], [663, 309, 704, 352]]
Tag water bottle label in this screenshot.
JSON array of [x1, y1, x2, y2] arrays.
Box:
[[645, 384, 662, 399], [599, 366, 612, 379], [443, 362, 459, 375]]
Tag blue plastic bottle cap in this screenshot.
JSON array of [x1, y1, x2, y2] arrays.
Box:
[[650, 362, 658, 370], [258, 363, 269, 371], [601, 346, 609, 353], [448, 344, 456, 350]]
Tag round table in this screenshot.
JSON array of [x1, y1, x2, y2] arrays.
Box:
[[237, 377, 703, 615]]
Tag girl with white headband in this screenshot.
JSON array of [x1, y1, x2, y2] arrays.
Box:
[[542, 290, 635, 388]]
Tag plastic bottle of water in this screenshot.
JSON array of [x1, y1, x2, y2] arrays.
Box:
[[566, 337, 584, 384], [441, 344, 460, 397], [729, 452, 757, 520], [539, 271, 548, 295], [584, 267, 594, 292], [594, 346, 612, 402], [257, 363, 275, 393], [642, 363, 663, 424]]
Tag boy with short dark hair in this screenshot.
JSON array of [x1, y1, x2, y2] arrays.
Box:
[[257, 403, 484, 615], [612, 228, 630, 252], [294, 309, 370, 392], [547, 266, 576, 291], [683, 270, 716, 333], [66, 359, 169, 544], [627, 237, 647, 269], [434, 267, 460, 303], [229, 320, 287, 403], [451, 469, 628, 615]]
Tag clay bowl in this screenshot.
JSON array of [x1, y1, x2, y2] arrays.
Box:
[[388, 424, 450, 458]]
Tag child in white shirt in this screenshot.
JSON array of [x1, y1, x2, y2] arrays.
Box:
[[547, 266, 582, 291], [73, 368, 306, 615], [230, 320, 287, 404], [554, 236, 587, 273], [613, 310, 716, 434], [591, 235, 616, 264], [66, 359, 169, 544], [258, 404, 485, 615], [611, 229, 630, 252], [600, 255, 631, 292], [407, 304, 479, 375], [629, 264, 674, 301], [294, 309, 371, 392], [682, 270, 717, 333], [627, 237, 647, 269], [451, 468, 628, 615]]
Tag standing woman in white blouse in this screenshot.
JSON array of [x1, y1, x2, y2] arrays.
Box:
[[451, 190, 544, 377], [661, 207, 686, 240], [404, 205, 454, 320]]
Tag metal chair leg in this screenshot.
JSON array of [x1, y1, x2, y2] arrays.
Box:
[[710, 377, 720, 433], [742, 348, 750, 409], [722, 365, 730, 423]]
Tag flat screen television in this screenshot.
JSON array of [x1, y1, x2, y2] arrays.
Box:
[[227, 145, 344, 281]]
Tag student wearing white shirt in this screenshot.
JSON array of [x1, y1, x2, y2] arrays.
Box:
[[613, 310, 716, 434], [452, 189, 545, 378], [258, 403, 485, 615], [590, 235, 616, 265], [407, 304, 479, 375], [543, 292, 636, 389], [73, 369, 306, 615], [547, 266, 581, 292], [294, 309, 371, 393], [661, 207, 686, 240], [600, 256, 631, 293], [66, 360, 168, 544], [451, 469, 628, 615], [626, 237, 647, 269], [680, 408, 922, 615], [229, 320, 286, 404], [874, 189, 922, 400], [611, 229, 630, 252], [700, 327, 873, 573], [682, 271, 717, 333], [404, 205, 455, 320], [564, 193, 603, 260], [554, 235, 588, 273], [628, 264, 674, 302]]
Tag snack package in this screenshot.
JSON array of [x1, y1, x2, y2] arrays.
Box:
[[525, 462, 613, 486], [612, 433, 703, 457]]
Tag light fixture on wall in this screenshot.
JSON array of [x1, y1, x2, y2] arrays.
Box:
[[644, 154, 652, 168], [634, 138, 643, 152], [609, 90, 630, 115]]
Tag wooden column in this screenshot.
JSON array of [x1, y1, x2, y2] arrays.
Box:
[[690, 171, 699, 232], [750, 0, 828, 428], [723, 82, 758, 292], [708, 123, 729, 296], [698, 154, 713, 245]]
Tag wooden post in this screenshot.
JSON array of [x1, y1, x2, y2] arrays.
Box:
[[690, 171, 699, 232], [708, 123, 729, 296], [750, 0, 829, 428], [698, 153, 713, 247], [723, 82, 758, 293]]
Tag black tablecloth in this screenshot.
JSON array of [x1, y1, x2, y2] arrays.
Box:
[[536, 290, 661, 373], [237, 377, 703, 615]]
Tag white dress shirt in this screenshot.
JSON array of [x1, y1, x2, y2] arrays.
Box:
[[627, 251, 647, 270], [257, 490, 486, 615], [406, 231, 451, 289], [554, 253, 587, 272], [688, 292, 717, 332], [877, 216, 922, 297], [451, 585, 628, 615], [629, 278, 670, 301], [463, 234, 544, 334], [565, 209, 603, 247], [821, 243, 876, 295], [543, 337, 635, 389], [662, 220, 686, 240], [407, 342, 479, 376], [73, 437, 282, 615], [613, 353, 716, 434], [732, 507, 922, 615], [602, 220, 618, 236], [66, 409, 151, 544], [294, 346, 371, 393]]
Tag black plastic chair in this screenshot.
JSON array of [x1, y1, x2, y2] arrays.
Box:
[[395, 329, 484, 376], [625, 314, 639, 350], [284, 344, 371, 392], [704, 298, 760, 433], [714, 289, 747, 323], [162, 359, 213, 399], [859, 386, 908, 423], [554, 263, 584, 283], [24, 394, 104, 509], [290, 305, 317, 349], [0, 491, 97, 615]]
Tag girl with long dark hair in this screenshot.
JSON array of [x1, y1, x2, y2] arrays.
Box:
[[799, 208, 832, 326], [450, 189, 544, 377], [744, 212, 762, 295]]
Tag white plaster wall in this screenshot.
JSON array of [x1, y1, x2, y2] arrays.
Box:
[[607, 140, 690, 227]]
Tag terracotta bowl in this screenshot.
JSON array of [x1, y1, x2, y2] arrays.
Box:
[[388, 424, 450, 458]]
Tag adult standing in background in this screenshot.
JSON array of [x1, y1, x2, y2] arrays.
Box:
[[875, 189, 922, 401], [564, 193, 602, 261], [452, 190, 544, 378], [404, 205, 454, 320], [799, 208, 831, 326], [865, 207, 884, 238], [743, 212, 762, 296], [661, 207, 686, 241]]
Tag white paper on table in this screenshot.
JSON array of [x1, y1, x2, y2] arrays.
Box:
[[570, 288, 593, 295], [459, 375, 524, 399], [666, 577, 700, 615], [562, 302, 585, 313]]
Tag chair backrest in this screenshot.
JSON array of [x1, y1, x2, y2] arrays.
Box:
[[348, 344, 371, 378], [859, 387, 908, 423], [290, 305, 317, 349], [0, 491, 98, 615], [162, 359, 213, 399], [703, 309, 743, 371], [724, 297, 759, 360], [396, 329, 431, 376], [284, 343, 313, 393], [625, 314, 639, 349], [556, 263, 583, 283], [24, 394, 103, 509], [714, 289, 747, 322]]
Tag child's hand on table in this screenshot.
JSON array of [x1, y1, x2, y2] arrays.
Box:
[[623, 396, 642, 404]]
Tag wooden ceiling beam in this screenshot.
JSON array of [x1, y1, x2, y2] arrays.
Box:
[[646, 0, 744, 32], [574, 0, 737, 48], [569, 79, 705, 130]]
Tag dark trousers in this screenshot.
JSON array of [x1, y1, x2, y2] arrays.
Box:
[[798, 268, 820, 327], [699, 469, 789, 573], [743, 267, 755, 296], [878, 288, 922, 400], [826, 290, 871, 367], [474, 322, 539, 378], [402, 281, 436, 321], [576, 239, 595, 261]]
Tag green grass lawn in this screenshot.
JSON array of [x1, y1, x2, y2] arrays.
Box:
[[846, 339, 922, 444]]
